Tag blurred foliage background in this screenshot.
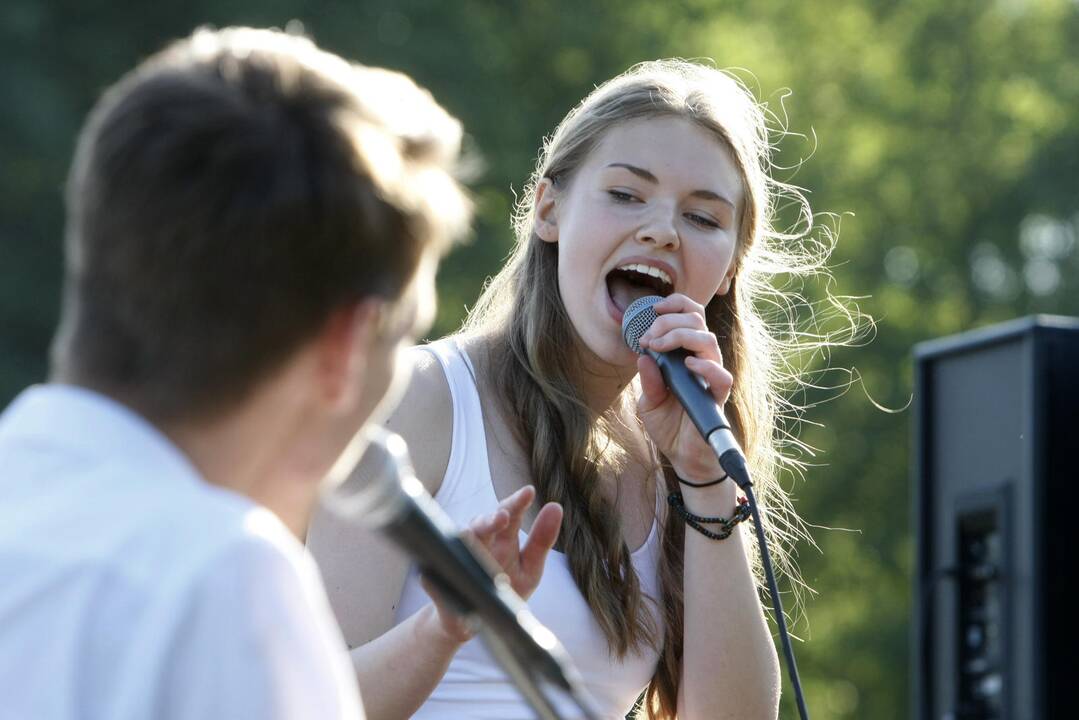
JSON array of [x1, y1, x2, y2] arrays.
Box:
[[3, 1, 1078, 717]]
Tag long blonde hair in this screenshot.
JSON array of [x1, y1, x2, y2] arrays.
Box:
[[463, 59, 859, 719]]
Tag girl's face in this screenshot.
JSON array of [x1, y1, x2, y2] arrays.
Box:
[[535, 115, 743, 368]]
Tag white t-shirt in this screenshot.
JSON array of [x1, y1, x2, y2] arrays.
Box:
[[0, 385, 365, 720]]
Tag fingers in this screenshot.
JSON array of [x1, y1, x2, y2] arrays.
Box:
[[639, 349, 731, 406], [639, 293, 722, 364], [519, 502, 563, 588], [639, 310, 707, 343], [634, 292, 731, 406], [467, 508, 509, 543], [462, 492, 562, 601], [641, 327, 721, 361], [469, 485, 534, 542], [636, 355, 669, 413], [652, 293, 706, 316], [685, 356, 734, 404], [498, 483, 537, 528]]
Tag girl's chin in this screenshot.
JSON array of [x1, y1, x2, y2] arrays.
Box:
[[562, 293, 640, 372], [578, 336, 641, 374]]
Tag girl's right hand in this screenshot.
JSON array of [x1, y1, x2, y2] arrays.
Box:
[[423, 485, 563, 643]]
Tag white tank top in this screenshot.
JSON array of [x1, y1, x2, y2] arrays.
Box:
[[394, 339, 663, 720]]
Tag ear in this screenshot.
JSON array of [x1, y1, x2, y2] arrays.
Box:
[[315, 299, 383, 410], [715, 267, 736, 297], [533, 178, 559, 244]]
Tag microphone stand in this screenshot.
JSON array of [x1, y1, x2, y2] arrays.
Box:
[[423, 573, 601, 720], [479, 625, 565, 720]]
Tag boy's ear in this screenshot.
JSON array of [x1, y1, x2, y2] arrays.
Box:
[[316, 299, 383, 409], [533, 178, 559, 244]]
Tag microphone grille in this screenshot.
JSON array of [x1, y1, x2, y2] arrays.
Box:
[[621, 295, 662, 354]]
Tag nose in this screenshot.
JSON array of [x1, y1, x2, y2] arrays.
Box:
[[636, 205, 679, 250]]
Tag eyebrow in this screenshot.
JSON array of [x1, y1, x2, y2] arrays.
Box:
[[607, 162, 736, 209]]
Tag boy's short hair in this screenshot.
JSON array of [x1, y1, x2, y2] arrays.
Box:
[[52, 27, 470, 421]]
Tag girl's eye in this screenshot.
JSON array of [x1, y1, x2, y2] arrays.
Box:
[[686, 212, 721, 229], [608, 190, 638, 203]]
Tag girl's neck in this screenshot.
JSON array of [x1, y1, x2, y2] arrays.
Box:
[[579, 364, 634, 417], [574, 343, 638, 416]]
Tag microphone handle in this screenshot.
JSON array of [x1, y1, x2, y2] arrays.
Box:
[[646, 347, 750, 487], [381, 502, 573, 691], [646, 346, 728, 439]]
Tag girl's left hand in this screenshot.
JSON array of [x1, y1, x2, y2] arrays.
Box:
[[420, 486, 562, 643], [636, 293, 733, 484]]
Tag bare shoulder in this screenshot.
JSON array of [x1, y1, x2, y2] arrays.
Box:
[[306, 344, 456, 647], [383, 344, 454, 495]]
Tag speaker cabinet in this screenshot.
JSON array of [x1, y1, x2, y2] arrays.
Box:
[[913, 316, 1079, 720]]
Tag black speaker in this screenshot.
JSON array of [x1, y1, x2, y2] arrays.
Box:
[[913, 316, 1079, 720]]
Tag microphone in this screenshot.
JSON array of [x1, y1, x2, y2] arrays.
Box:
[[621, 295, 750, 488], [623, 296, 813, 718], [322, 427, 591, 707]]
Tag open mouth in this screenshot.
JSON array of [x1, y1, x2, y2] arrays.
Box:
[[606, 263, 675, 313]]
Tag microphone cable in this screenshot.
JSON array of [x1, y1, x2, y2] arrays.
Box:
[[721, 451, 810, 720]]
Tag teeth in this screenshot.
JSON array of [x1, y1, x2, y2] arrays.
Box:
[[617, 262, 672, 287]]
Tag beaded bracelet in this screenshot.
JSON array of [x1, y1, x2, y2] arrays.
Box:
[[668, 491, 751, 540], [676, 471, 729, 488]]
